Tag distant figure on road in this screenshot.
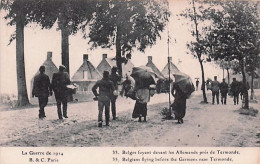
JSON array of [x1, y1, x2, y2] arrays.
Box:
[[211, 76, 220, 104], [109, 67, 121, 120], [32, 66, 52, 119], [51, 65, 71, 119], [196, 79, 199, 91], [219, 79, 229, 105], [92, 71, 115, 127], [206, 79, 212, 90], [230, 78, 240, 105]]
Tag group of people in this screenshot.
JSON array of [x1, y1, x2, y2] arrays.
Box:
[[210, 76, 228, 105], [92, 67, 157, 127], [32, 64, 196, 126], [32, 65, 70, 119], [209, 76, 249, 105], [92, 67, 121, 127], [32, 64, 157, 127]]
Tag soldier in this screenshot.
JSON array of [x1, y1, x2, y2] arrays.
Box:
[[211, 76, 220, 104], [32, 66, 52, 119], [219, 79, 229, 104], [230, 78, 240, 105], [92, 71, 115, 127], [109, 67, 121, 120], [51, 65, 71, 119]]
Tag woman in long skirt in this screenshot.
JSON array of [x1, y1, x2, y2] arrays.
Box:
[[132, 85, 156, 122], [171, 83, 187, 124]]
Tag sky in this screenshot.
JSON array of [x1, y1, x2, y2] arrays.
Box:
[[0, 0, 223, 95]]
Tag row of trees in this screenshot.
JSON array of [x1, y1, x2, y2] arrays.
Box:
[[182, 0, 260, 109], [1, 0, 259, 110], [0, 0, 169, 106]]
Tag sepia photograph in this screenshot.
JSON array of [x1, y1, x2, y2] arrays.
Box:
[[0, 0, 259, 163]]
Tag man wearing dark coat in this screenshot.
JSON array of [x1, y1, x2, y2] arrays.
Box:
[[219, 79, 229, 104], [211, 76, 220, 104], [92, 71, 115, 127], [32, 66, 52, 119], [230, 78, 240, 105], [108, 67, 121, 120], [195, 79, 199, 91], [51, 65, 71, 119]]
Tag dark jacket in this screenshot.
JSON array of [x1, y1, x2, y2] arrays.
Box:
[[211, 80, 220, 92], [109, 73, 120, 90], [92, 78, 115, 102], [219, 81, 229, 94], [239, 81, 250, 94], [51, 71, 70, 94], [230, 81, 240, 95], [171, 83, 187, 101], [32, 73, 51, 97]]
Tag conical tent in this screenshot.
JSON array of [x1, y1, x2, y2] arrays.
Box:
[[145, 56, 165, 79], [71, 54, 102, 91], [96, 54, 116, 74], [161, 57, 180, 79], [30, 52, 59, 98]]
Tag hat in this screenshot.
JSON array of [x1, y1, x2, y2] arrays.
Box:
[[59, 65, 66, 71], [103, 71, 109, 78], [39, 65, 45, 70], [59, 65, 66, 69], [111, 66, 117, 73]]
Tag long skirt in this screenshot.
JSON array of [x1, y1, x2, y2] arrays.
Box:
[[132, 101, 147, 118], [171, 98, 186, 120]]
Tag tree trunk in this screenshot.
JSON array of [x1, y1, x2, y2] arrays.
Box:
[[241, 59, 249, 109], [250, 70, 254, 100], [227, 68, 230, 85], [199, 59, 208, 103], [61, 26, 74, 102], [116, 28, 122, 78], [16, 10, 30, 107], [192, 0, 207, 103], [61, 27, 70, 75]]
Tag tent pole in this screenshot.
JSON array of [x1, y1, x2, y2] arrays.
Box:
[[167, 0, 172, 118]]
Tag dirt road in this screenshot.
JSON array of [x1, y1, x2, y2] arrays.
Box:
[[0, 91, 259, 147]]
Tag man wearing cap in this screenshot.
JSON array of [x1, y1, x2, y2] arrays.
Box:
[[32, 66, 52, 119], [230, 78, 240, 105], [109, 67, 121, 120], [219, 79, 229, 105], [211, 76, 220, 104], [92, 71, 115, 127], [51, 65, 71, 119]]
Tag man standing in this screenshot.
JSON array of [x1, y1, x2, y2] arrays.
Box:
[[32, 66, 52, 119], [51, 65, 71, 119], [211, 76, 220, 104], [92, 71, 115, 127], [109, 67, 121, 120], [219, 79, 229, 105], [230, 78, 240, 105], [195, 79, 199, 91]]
